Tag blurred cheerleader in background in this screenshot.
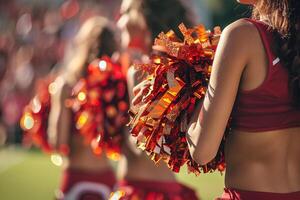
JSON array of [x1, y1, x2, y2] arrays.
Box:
[[110, 0, 200, 199], [47, 16, 118, 200]]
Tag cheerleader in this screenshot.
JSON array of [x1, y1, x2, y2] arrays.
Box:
[[48, 17, 117, 200], [133, 0, 300, 199], [111, 0, 199, 199]]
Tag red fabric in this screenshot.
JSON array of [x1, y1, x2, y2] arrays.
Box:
[[111, 179, 199, 200], [231, 18, 300, 132], [59, 168, 116, 200], [216, 188, 300, 200]]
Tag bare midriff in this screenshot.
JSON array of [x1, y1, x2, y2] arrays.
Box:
[[118, 153, 176, 182], [67, 134, 112, 172], [225, 127, 300, 193]]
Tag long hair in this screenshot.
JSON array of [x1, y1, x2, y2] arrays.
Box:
[[63, 16, 117, 85], [253, 0, 300, 107], [120, 0, 194, 41]]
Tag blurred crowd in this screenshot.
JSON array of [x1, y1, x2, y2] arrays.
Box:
[[0, 0, 122, 146]]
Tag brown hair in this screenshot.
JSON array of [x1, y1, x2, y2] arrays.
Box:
[[63, 16, 117, 85], [121, 0, 194, 41], [253, 0, 300, 107]]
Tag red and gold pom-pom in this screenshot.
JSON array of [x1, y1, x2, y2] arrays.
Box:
[[20, 77, 57, 154], [128, 23, 226, 174], [68, 56, 129, 160]]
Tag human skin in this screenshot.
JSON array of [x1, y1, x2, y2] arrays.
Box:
[[132, 14, 300, 193]]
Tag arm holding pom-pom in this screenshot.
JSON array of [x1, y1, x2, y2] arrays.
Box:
[[129, 19, 257, 174], [20, 76, 67, 154], [187, 20, 254, 165], [66, 57, 129, 159]]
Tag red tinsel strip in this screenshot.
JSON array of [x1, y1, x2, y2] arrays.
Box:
[[128, 23, 227, 174], [67, 56, 129, 160]]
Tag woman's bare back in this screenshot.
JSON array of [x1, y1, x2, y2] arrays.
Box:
[[225, 19, 300, 193], [225, 128, 300, 192], [123, 153, 176, 181], [67, 134, 112, 172]]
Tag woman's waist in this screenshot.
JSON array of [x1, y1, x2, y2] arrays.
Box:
[[124, 161, 176, 182], [225, 128, 300, 166], [225, 129, 300, 192], [225, 160, 300, 192], [68, 151, 111, 172]]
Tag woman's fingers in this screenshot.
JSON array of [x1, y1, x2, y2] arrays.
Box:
[[132, 79, 152, 105], [132, 90, 144, 105], [133, 84, 142, 96], [132, 85, 151, 105], [133, 79, 151, 95]]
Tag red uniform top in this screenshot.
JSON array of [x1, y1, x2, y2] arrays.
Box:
[[231, 18, 300, 132]]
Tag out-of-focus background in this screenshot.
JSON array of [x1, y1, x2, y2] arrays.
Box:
[[0, 0, 250, 199]]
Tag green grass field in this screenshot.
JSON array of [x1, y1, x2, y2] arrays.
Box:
[[0, 147, 224, 200]]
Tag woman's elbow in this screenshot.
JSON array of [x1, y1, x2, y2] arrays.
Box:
[[187, 125, 219, 165], [191, 146, 217, 166]]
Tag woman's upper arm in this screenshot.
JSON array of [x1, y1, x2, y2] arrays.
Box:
[[48, 77, 72, 149], [189, 20, 255, 163]]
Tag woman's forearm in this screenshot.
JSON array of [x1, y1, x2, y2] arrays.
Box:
[[187, 103, 204, 164], [187, 102, 217, 165]]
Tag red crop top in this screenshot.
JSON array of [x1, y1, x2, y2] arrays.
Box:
[[231, 19, 300, 132]]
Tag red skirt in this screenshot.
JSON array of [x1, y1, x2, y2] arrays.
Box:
[[216, 188, 300, 200], [57, 168, 116, 200], [110, 179, 199, 200]]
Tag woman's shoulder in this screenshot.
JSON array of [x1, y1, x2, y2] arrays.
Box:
[[219, 18, 261, 55], [222, 18, 259, 41], [225, 18, 257, 33]]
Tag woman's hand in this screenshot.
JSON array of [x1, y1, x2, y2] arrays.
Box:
[[132, 79, 152, 105]]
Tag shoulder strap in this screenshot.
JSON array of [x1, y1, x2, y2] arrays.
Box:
[[244, 18, 276, 62], [243, 18, 282, 82]]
